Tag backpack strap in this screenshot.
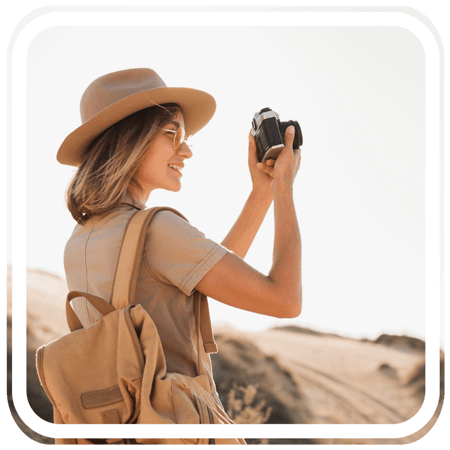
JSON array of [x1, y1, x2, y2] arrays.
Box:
[[110, 207, 187, 310], [110, 207, 218, 355], [198, 292, 218, 354], [66, 290, 116, 332]]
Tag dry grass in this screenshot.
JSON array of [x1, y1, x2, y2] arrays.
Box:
[[226, 384, 272, 425], [225, 384, 272, 445]]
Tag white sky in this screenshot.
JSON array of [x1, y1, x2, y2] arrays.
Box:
[[21, 23, 429, 343]]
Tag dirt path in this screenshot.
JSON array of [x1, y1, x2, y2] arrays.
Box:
[[227, 328, 425, 426], [289, 359, 409, 424]]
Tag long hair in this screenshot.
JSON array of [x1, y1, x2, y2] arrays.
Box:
[[66, 103, 182, 225]]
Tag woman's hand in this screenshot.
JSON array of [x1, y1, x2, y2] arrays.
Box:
[[255, 126, 301, 192], [248, 130, 275, 198]]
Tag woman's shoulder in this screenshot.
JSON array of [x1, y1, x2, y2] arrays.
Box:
[[144, 207, 218, 252], [150, 207, 189, 225], [147, 208, 198, 238]]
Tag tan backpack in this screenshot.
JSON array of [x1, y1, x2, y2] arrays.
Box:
[[35, 206, 246, 445]]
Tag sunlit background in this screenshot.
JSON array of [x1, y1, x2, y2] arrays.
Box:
[[22, 24, 428, 343]]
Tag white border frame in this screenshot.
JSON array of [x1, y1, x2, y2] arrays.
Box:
[[10, 9, 441, 441]]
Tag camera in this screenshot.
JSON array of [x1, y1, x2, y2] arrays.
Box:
[[251, 107, 302, 163]]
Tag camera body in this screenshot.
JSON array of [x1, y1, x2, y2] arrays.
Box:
[[251, 107, 302, 163]]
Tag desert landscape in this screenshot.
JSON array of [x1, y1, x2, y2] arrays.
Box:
[[7, 266, 444, 445]]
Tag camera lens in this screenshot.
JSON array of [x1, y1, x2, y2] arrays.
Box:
[[280, 120, 303, 148]]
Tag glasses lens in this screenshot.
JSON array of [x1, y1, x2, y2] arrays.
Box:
[[185, 135, 194, 148], [174, 127, 185, 150]]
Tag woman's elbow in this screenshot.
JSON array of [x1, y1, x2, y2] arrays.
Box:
[[276, 294, 302, 319], [285, 300, 302, 318]]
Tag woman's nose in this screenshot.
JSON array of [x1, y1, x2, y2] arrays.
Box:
[[178, 142, 193, 159]]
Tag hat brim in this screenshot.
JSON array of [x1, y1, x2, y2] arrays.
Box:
[[56, 87, 216, 167]]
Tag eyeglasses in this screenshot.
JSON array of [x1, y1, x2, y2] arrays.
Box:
[[162, 126, 193, 151]]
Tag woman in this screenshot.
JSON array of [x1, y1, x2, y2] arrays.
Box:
[[58, 68, 302, 436]]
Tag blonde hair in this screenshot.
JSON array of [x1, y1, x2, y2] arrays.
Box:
[[66, 103, 181, 224]]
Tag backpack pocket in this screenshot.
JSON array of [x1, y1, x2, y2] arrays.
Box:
[[171, 379, 208, 425], [171, 374, 214, 445]]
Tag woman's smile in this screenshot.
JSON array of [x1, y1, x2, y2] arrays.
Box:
[[168, 164, 183, 175]]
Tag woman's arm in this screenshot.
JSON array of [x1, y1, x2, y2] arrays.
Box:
[[195, 127, 302, 318], [196, 184, 301, 318], [220, 131, 275, 259], [220, 188, 273, 259]]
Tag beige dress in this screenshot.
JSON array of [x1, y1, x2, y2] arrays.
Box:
[[64, 192, 229, 408]]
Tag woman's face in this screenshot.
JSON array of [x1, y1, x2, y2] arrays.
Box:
[[134, 111, 192, 199]]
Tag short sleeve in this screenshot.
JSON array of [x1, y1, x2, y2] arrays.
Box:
[[143, 210, 229, 296]]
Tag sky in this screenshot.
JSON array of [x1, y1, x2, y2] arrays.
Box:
[[17, 19, 433, 344]]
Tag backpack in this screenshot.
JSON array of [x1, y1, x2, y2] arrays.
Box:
[[35, 206, 246, 445]]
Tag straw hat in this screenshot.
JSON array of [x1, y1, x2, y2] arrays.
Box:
[[56, 68, 216, 167]]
